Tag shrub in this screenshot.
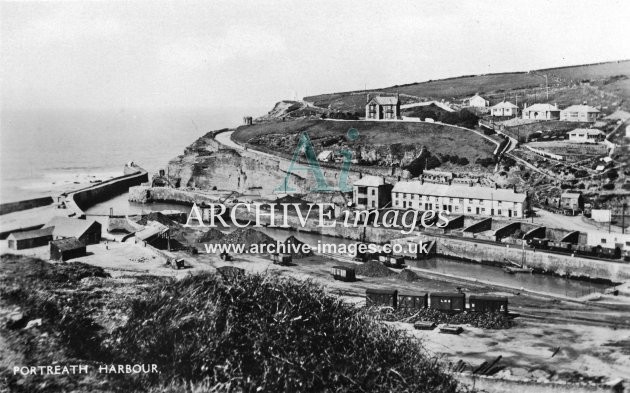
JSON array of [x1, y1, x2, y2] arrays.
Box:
[[108, 274, 458, 392]]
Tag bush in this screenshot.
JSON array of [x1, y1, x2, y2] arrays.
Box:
[[108, 273, 458, 392]]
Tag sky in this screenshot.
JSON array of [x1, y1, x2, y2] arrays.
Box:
[[1, 0, 630, 113]]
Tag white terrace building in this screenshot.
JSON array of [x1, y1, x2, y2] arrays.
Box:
[[391, 182, 529, 218]]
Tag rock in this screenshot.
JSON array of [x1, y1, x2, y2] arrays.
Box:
[[6, 311, 26, 329], [23, 318, 43, 330], [531, 369, 551, 380]]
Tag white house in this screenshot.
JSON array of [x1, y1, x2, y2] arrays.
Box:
[[466, 94, 489, 108], [316, 150, 333, 162], [352, 176, 392, 210], [489, 101, 519, 117], [567, 129, 605, 143], [365, 95, 401, 120], [391, 182, 529, 218], [560, 105, 600, 123], [522, 103, 560, 120]]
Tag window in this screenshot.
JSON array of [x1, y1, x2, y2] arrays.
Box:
[[449, 198, 453, 203], [467, 207, 472, 213], [371, 189, 376, 196], [498, 209, 502, 215], [469, 199, 473, 203], [371, 201, 376, 208], [601, 238, 607, 244]]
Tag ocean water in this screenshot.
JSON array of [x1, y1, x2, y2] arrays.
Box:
[[0, 107, 261, 203]]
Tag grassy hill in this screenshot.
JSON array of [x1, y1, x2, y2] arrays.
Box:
[[304, 60, 630, 114], [233, 118, 497, 170], [0, 255, 458, 393]]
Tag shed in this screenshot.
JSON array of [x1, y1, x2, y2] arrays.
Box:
[[468, 295, 508, 314], [50, 238, 86, 261], [366, 288, 398, 308], [7, 227, 54, 250], [429, 292, 466, 312], [45, 216, 102, 245]]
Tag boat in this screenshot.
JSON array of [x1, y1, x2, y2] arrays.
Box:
[[503, 266, 533, 274]]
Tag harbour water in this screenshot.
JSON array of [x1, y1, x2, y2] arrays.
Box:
[[84, 196, 613, 298]]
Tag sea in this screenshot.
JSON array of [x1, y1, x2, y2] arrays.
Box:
[[0, 107, 264, 203]]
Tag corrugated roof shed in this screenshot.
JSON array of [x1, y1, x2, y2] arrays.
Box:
[[45, 216, 100, 239], [523, 103, 560, 112], [135, 221, 169, 241], [604, 110, 630, 121], [392, 182, 527, 203], [50, 237, 85, 251], [490, 101, 518, 109], [8, 226, 54, 241], [562, 104, 600, 113]]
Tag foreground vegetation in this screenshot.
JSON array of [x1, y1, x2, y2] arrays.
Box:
[[0, 255, 460, 393]]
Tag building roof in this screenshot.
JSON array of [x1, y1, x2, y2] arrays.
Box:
[[353, 175, 386, 187], [50, 237, 85, 251], [604, 110, 630, 121], [369, 96, 399, 106], [567, 128, 604, 136], [422, 170, 454, 179], [316, 150, 333, 160], [523, 103, 560, 112], [391, 182, 527, 203], [490, 101, 518, 109], [45, 216, 100, 239], [135, 221, 169, 241], [8, 226, 54, 241], [469, 94, 487, 101], [401, 100, 455, 112], [561, 192, 582, 199], [561, 104, 600, 113]]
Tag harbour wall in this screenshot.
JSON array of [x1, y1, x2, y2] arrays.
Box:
[[136, 191, 630, 282], [65, 164, 148, 217], [0, 196, 54, 216]]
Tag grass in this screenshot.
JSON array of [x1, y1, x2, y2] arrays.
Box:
[[0, 255, 460, 393], [304, 60, 630, 114], [233, 118, 496, 167]]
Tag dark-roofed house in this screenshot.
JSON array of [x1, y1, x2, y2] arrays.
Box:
[[365, 95, 400, 120], [50, 238, 86, 261], [352, 176, 392, 210], [45, 216, 102, 245], [7, 227, 54, 250]]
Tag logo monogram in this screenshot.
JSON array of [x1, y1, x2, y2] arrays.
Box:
[[275, 128, 359, 193]]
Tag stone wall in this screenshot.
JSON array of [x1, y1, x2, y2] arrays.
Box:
[[0, 196, 54, 215]]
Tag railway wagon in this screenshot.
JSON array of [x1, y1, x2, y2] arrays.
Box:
[[398, 293, 428, 310], [429, 292, 466, 312], [366, 288, 398, 308], [468, 295, 508, 315], [529, 238, 549, 249], [331, 266, 356, 282], [599, 246, 621, 259], [573, 243, 596, 257], [548, 240, 573, 252]]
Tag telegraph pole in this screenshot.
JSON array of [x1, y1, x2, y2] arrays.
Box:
[[544, 75, 549, 100]]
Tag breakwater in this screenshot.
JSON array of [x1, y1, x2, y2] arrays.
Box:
[[64, 164, 149, 217], [0, 196, 54, 216]]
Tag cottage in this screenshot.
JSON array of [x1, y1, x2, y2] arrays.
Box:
[[560, 192, 583, 211], [421, 170, 453, 184], [365, 95, 400, 120], [7, 227, 54, 250], [391, 182, 529, 218], [45, 216, 102, 245], [352, 176, 393, 210], [50, 238, 86, 261], [522, 103, 560, 120], [489, 101, 518, 117], [567, 129, 605, 143], [466, 94, 489, 108], [560, 105, 600, 123]]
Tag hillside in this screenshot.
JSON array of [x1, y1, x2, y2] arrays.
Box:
[[0, 255, 458, 393], [233, 118, 497, 170], [304, 60, 630, 115]]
